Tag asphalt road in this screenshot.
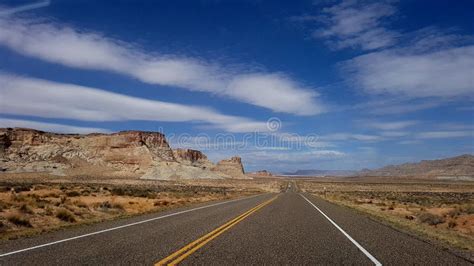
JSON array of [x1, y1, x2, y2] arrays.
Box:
[[0, 184, 471, 265]]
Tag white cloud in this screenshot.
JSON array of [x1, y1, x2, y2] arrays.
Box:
[[329, 27, 398, 51], [227, 74, 323, 115], [366, 120, 418, 130], [321, 133, 383, 142], [369, 101, 441, 115], [357, 146, 376, 152], [435, 123, 474, 131], [313, 0, 398, 50], [344, 45, 474, 98], [0, 1, 50, 16], [0, 118, 109, 134], [0, 15, 324, 115], [416, 131, 473, 139], [297, 1, 474, 100], [380, 131, 410, 137], [0, 73, 268, 133], [351, 98, 443, 115], [406, 27, 474, 53]]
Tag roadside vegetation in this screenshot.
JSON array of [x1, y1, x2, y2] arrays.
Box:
[[0, 178, 281, 240], [299, 180, 474, 253]]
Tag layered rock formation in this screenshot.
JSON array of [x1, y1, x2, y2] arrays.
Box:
[[173, 148, 213, 169], [0, 128, 174, 177], [0, 128, 249, 180], [211, 156, 249, 179], [140, 148, 224, 180]]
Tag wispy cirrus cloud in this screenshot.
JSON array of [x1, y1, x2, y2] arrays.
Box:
[[0, 0, 50, 17], [435, 123, 474, 131], [327, 2, 474, 100], [321, 133, 384, 142], [344, 45, 474, 98], [365, 120, 418, 130], [0, 118, 109, 134], [0, 73, 269, 133], [349, 98, 444, 115], [415, 131, 473, 139], [292, 1, 474, 101], [311, 0, 399, 51], [0, 14, 324, 116], [332, 3, 474, 100], [366, 101, 441, 115], [379, 131, 409, 137]]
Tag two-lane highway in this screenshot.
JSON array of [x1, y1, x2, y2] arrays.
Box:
[[0, 186, 470, 265]]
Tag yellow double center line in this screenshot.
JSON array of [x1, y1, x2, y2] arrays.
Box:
[[156, 195, 278, 265]]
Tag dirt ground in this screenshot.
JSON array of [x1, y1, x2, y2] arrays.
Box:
[[297, 179, 474, 253], [0, 173, 284, 240]]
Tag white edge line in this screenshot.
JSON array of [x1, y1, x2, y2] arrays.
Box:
[[0, 193, 266, 258], [300, 194, 382, 266]]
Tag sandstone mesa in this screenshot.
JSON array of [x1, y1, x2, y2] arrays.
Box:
[[0, 128, 248, 180]]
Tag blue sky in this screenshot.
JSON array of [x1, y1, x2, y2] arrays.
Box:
[[0, 0, 473, 172]]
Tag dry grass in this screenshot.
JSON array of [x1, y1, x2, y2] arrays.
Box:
[[55, 209, 76, 223], [7, 215, 32, 227], [0, 177, 282, 240], [298, 180, 474, 253]]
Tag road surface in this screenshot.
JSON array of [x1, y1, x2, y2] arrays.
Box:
[[0, 184, 471, 265]]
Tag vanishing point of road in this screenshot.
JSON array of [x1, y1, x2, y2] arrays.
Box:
[[0, 183, 471, 265]]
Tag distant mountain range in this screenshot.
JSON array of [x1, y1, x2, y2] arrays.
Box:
[[282, 154, 474, 179], [282, 169, 357, 177], [359, 154, 474, 178]]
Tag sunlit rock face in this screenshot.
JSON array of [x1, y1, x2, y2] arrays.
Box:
[[173, 148, 213, 169], [0, 128, 251, 180], [0, 128, 174, 177], [212, 156, 250, 179]]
